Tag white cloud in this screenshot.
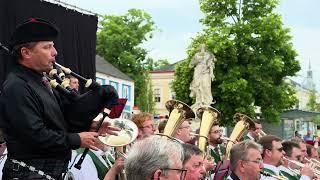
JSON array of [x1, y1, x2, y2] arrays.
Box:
[[142, 31, 195, 62], [289, 27, 320, 89]]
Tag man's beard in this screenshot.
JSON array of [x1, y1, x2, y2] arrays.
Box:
[[210, 137, 223, 145], [216, 138, 223, 144]]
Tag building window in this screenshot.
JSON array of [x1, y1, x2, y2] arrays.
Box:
[[154, 88, 161, 102], [169, 81, 176, 99], [110, 81, 119, 92], [122, 84, 131, 101], [96, 77, 105, 85]]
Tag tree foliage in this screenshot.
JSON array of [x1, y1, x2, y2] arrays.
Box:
[[173, 0, 300, 124], [152, 59, 170, 70], [96, 9, 156, 112], [307, 90, 318, 111]]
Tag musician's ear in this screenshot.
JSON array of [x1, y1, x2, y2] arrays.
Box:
[[265, 149, 272, 158], [176, 128, 181, 135], [239, 160, 246, 172], [20, 47, 32, 60], [153, 169, 162, 180]]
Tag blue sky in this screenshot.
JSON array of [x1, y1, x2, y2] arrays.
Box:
[[278, 0, 320, 88], [59, 0, 320, 89]]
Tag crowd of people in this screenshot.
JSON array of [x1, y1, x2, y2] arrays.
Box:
[[1, 17, 320, 180]]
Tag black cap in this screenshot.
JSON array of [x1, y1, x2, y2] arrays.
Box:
[[10, 18, 59, 47]]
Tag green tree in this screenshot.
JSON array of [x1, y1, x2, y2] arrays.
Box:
[[152, 59, 170, 70], [307, 90, 319, 111], [306, 90, 320, 125], [96, 9, 156, 112], [135, 73, 155, 113], [173, 0, 300, 124]]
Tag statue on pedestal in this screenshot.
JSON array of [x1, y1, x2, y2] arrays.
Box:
[[189, 44, 216, 111]]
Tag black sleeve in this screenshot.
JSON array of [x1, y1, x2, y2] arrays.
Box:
[[4, 82, 80, 152]]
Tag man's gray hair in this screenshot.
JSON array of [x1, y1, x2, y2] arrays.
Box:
[[182, 143, 202, 165], [125, 135, 184, 180], [230, 140, 262, 171]]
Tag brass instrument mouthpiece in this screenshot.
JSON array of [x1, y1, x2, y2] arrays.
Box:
[[220, 136, 236, 143]]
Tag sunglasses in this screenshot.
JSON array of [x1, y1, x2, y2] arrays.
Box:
[[273, 147, 283, 152]]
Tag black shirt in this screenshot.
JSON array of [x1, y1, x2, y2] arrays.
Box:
[[0, 64, 80, 159], [230, 171, 241, 180]]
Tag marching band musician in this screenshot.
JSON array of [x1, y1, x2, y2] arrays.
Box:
[[306, 144, 319, 160], [227, 140, 263, 180], [182, 143, 206, 180], [67, 75, 80, 92], [243, 120, 262, 142], [258, 135, 285, 179], [79, 113, 124, 180], [131, 112, 156, 140], [0, 18, 119, 179], [280, 141, 314, 180], [204, 123, 224, 179], [292, 137, 308, 163], [125, 135, 186, 180], [208, 123, 225, 164], [174, 119, 193, 144]]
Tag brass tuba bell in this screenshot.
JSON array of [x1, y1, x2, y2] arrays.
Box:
[[196, 106, 221, 155], [163, 100, 195, 138], [98, 118, 138, 180], [224, 113, 255, 160]]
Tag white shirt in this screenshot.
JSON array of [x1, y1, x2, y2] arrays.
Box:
[[0, 149, 7, 179], [69, 150, 99, 180]]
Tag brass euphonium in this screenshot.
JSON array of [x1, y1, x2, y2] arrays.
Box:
[[224, 113, 255, 160], [196, 106, 220, 156], [163, 100, 195, 138], [98, 118, 138, 147], [98, 118, 139, 180]]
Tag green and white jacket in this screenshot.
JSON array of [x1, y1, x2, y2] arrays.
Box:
[[279, 165, 310, 180]]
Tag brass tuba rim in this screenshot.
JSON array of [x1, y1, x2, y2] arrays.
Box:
[[162, 100, 195, 138], [233, 113, 255, 129], [165, 100, 195, 119], [98, 118, 138, 147]]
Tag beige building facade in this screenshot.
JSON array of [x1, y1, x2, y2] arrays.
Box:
[[150, 70, 175, 116]]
